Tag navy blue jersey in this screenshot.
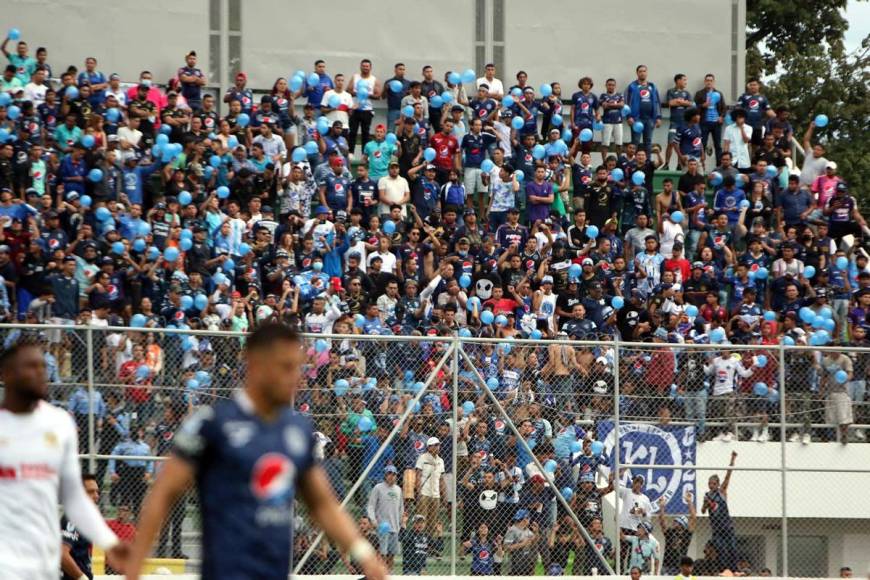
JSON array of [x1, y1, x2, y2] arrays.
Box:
[[705, 489, 733, 533], [461, 131, 497, 168], [571, 91, 599, 127], [737, 93, 769, 127], [470, 98, 497, 121], [61, 515, 92, 580], [677, 124, 703, 158], [172, 392, 317, 580], [599, 92, 624, 124], [323, 173, 351, 211]]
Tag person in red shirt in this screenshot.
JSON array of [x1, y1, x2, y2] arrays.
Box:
[[662, 241, 691, 285], [482, 284, 522, 315], [429, 118, 460, 185], [118, 344, 153, 410], [106, 504, 137, 542]]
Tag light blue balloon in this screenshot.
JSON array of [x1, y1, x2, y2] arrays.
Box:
[[239, 243, 251, 256], [580, 128, 593, 142], [782, 335, 795, 346], [461, 69, 476, 84], [570, 440, 583, 454], [755, 267, 768, 280], [8, 28, 20, 40], [111, 242, 124, 255], [593, 121, 605, 131], [539, 84, 552, 97], [494, 315, 508, 327], [216, 185, 230, 199], [185, 379, 199, 390], [0, 93, 9, 107], [195, 371, 211, 385], [178, 191, 192, 206], [836, 256, 848, 270], [389, 80, 403, 93], [502, 95, 515, 108], [671, 211, 684, 224], [227, 135, 239, 149], [835, 370, 848, 384], [632, 121, 644, 133], [710, 171, 723, 186], [315, 339, 328, 353], [756, 354, 768, 368], [803, 265, 816, 279], [354, 314, 366, 328], [551, 114, 563, 127], [814, 114, 829, 128], [180, 295, 193, 310], [822, 318, 836, 333], [739, 199, 751, 209], [530, 329, 543, 340], [685, 304, 699, 317], [591, 441, 605, 456], [423, 147, 436, 162], [710, 327, 726, 343], [441, 91, 454, 104], [632, 171, 645, 186], [385, 133, 398, 146], [163, 247, 179, 262], [147, 246, 160, 261], [180, 238, 193, 251], [194, 294, 209, 310], [135, 364, 151, 380], [462, 401, 475, 415], [179, 229, 193, 240], [334, 379, 350, 396], [308, 73, 321, 87], [429, 95, 443, 109], [544, 459, 558, 473], [383, 220, 396, 235], [95, 207, 111, 221], [764, 311, 776, 322], [289, 76, 303, 92], [514, 170, 524, 182], [81, 134, 95, 148], [327, 94, 341, 109], [448, 71, 461, 85], [291, 147, 306, 162], [753, 382, 768, 396], [358, 416, 374, 432], [402, 105, 414, 117], [65, 86, 79, 101], [223, 259, 235, 272], [611, 168, 624, 182], [568, 263, 582, 278], [458, 327, 472, 338], [622, 104, 631, 116], [612, 296, 625, 310], [130, 313, 147, 328], [511, 116, 524, 130], [132, 238, 146, 252], [316, 116, 330, 135], [586, 225, 599, 239], [820, 305, 833, 319], [480, 310, 494, 325], [486, 377, 499, 390], [481, 159, 495, 173], [466, 296, 481, 312], [304, 140, 319, 155], [459, 274, 471, 288], [377, 521, 392, 535], [88, 168, 103, 183]]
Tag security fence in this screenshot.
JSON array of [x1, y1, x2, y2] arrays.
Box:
[[1, 323, 869, 578]]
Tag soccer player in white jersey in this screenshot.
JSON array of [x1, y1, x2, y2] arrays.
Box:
[[0, 339, 129, 578]]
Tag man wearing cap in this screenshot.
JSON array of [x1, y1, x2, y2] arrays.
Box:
[[362, 124, 396, 183], [503, 508, 537, 575], [825, 181, 867, 244], [177, 50, 205, 110], [367, 465, 404, 571], [319, 155, 352, 214], [161, 91, 190, 143], [657, 491, 696, 575], [617, 471, 653, 563], [623, 520, 660, 574], [415, 436, 445, 540]]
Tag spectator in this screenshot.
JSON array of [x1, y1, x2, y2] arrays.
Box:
[[367, 465, 403, 571], [503, 508, 538, 576], [657, 491, 697, 575], [399, 513, 429, 574], [415, 436, 445, 542], [702, 451, 738, 572]]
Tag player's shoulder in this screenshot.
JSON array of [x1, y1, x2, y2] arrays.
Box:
[[34, 401, 76, 432]]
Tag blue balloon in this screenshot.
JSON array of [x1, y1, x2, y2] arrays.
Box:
[[568, 264, 582, 278], [448, 71, 461, 85], [216, 185, 230, 199], [111, 241, 125, 255], [180, 295, 193, 310], [160, 124, 172, 135], [461, 69, 476, 84], [156, 133, 169, 146], [138, 221, 151, 236], [782, 335, 795, 346], [753, 382, 769, 396], [544, 459, 558, 473], [227, 135, 239, 149], [551, 114, 563, 127], [223, 259, 235, 272], [593, 121, 605, 131], [502, 95, 515, 108], [209, 154, 221, 168], [459, 274, 471, 288], [836, 256, 848, 270], [441, 91, 454, 104], [388, 80, 403, 93], [402, 105, 414, 118], [327, 94, 341, 109], [580, 128, 593, 142], [147, 246, 160, 261], [586, 225, 599, 239], [494, 315, 508, 327], [530, 329, 543, 340], [180, 238, 193, 251], [822, 318, 836, 333], [163, 247, 179, 262], [135, 364, 151, 380], [610, 168, 624, 182], [539, 84, 552, 97], [65, 86, 79, 101], [486, 377, 499, 390], [480, 310, 494, 325], [710, 171, 723, 186], [622, 104, 632, 116], [481, 159, 495, 173], [835, 370, 848, 384], [671, 211, 684, 224], [462, 401, 475, 415], [412, 381, 425, 394], [466, 296, 481, 312], [383, 220, 396, 235], [710, 327, 726, 343], [814, 114, 829, 128], [739, 199, 751, 209], [799, 307, 815, 323], [179, 228, 193, 240], [570, 440, 583, 454], [314, 339, 328, 353], [632, 121, 644, 133], [178, 191, 192, 206], [429, 95, 443, 109], [756, 355, 768, 368], [81, 134, 95, 148], [0, 93, 9, 107], [307, 72, 320, 87], [532, 144, 546, 160], [766, 165, 778, 178], [590, 441, 605, 456], [334, 379, 350, 396], [685, 304, 699, 317], [195, 371, 211, 386], [632, 171, 645, 186], [511, 116, 524, 130], [803, 265, 816, 279], [95, 207, 111, 221], [423, 147, 436, 162], [354, 314, 366, 328], [764, 311, 776, 322], [562, 128, 573, 142], [820, 305, 833, 319], [357, 416, 374, 432], [8, 28, 20, 40], [304, 140, 319, 156], [612, 296, 625, 310], [132, 238, 146, 252], [458, 327, 472, 338], [767, 388, 780, 404], [755, 267, 768, 280], [291, 147, 306, 163], [239, 243, 251, 256], [6, 105, 20, 120], [514, 170, 525, 182], [316, 116, 330, 134], [377, 521, 392, 535], [130, 313, 147, 328], [105, 107, 121, 122], [812, 315, 825, 329], [194, 294, 209, 310], [289, 76, 303, 92], [385, 133, 398, 145], [87, 168, 103, 183]]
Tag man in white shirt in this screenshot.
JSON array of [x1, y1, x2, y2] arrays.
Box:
[[415, 437, 445, 538], [377, 161, 410, 218], [721, 109, 753, 170], [117, 117, 143, 158], [104, 73, 128, 107], [23, 67, 47, 106], [617, 472, 654, 567], [252, 122, 287, 164], [0, 340, 129, 579], [321, 74, 353, 129], [476, 63, 504, 99]]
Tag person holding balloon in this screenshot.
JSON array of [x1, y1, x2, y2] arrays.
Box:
[[821, 350, 854, 444], [366, 465, 404, 572], [624, 64, 661, 156], [1, 33, 36, 85]]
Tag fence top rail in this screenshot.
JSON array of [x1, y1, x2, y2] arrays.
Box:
[[0, 323, 865, 354]]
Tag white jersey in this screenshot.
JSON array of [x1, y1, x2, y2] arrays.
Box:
[[0, 402, 117, 579]]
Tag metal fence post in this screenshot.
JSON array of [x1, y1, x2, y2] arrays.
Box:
[[612, 338, 621, 576], [778, 342, 788, 577], [86, 327, 96, 473], [450, 337, 459, 576]]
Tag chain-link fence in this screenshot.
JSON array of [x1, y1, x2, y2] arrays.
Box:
[[2, 323, 869, 578]]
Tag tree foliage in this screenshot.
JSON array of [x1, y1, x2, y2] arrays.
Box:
[[746, 0, 870, 205]]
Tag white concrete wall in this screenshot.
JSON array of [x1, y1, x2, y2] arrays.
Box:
[[6, 0, 209, 83], [240, 0, 475, 90]]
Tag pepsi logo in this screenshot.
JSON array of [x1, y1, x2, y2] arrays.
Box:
[[242, 96, 251, 105], [581, 175, 591, 184], [250, 452, 295, 502], [640, 89, 650, 98], [299, 403, 310, 413], [439, 147, 449, 156], [479, 549, 490, 560], [204, 118, 214, 127], [495, 420, 505, 431], [334, 183, 343, 192], [49, 239, 58, 248], [174, 311, 185, 321], [414, 440, 425, 451], [749, 99, 759, 109], [478, 109, 487, 117], [33, 171, 42, 179], [692, 137, 701, 147], [525, 154, 532, 162], [374, 150, 382, 158], [581, 103, 590, 111]]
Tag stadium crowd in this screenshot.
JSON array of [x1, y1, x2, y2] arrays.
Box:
[[0, 33, 868, 576]]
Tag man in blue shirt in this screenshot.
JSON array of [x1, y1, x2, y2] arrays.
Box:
[[737, 78, 774, 153], [693, 73, 726, 164], [675, 108, 704, 167], [624, 65, 661, 156], [305, 59, 334, 112], [177, 50, 206, 110], [461, 117, 497, 218], [384, 62, 409, 133], [665, 73, 694, 168], [599, 78, 625, 159], [126, 324, 387, 580], [571, 76, 599, 152], [77, 57, 107, 107], [713, 176, 746, 227]]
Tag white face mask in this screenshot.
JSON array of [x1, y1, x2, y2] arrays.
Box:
[[140, 78, 152, 87]]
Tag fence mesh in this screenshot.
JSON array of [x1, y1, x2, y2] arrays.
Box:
[[2, 324, 869, 577]]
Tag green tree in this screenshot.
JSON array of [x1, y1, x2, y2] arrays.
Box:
[[746, 1, 870, 205]]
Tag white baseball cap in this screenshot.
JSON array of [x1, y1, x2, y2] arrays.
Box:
[[426, 437, 440, 447]]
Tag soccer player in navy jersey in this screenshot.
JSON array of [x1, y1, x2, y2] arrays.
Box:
[[126, 324, 386, 580]]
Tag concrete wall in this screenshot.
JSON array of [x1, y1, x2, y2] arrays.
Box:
[[6, 0, 209, 83]]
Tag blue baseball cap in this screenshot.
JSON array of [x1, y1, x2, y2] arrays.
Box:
[[315, 205, 330, 215], [514, 509, 530, 521], [384, 465, 398, 475]]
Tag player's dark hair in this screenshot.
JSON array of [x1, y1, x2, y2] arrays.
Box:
[[0, 337, 41, 370], [82, 473, 97, 484], [245, 323, 301, 353], [674, 73, 686, 82], [680, 556, 694, 566]]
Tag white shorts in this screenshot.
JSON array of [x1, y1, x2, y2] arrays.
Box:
[[464, 167, 487, 196], [378, 531, 399, 555], [46, 317, 74, 343], [602, 123, 623, 147], [825, 392, 854, 426]]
